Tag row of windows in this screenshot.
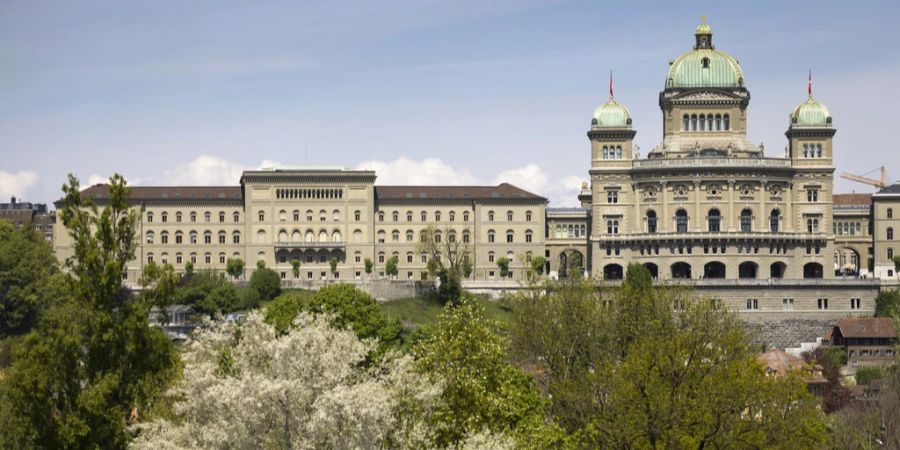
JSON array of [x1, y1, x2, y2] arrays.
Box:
[[147, 211, 239, 223], [373, 229, 535, 244], [554, 224, 586, 238], [146, 251, 240, 265], [682, 113, 731, 132], [747, 298, 861, 311], [637, 241, 805, 256], [377, 210, 534, 223], [833, 221, 864, 236], [270, 229, 343, 243], [642, 208, 785, 234], [275, 188, 343, 200], [801, 143, 824, 158], [276, 209, 343, 222], [146, 230, 240, 245], [606, 261, 823, 280], [601, 146, 623, 160]]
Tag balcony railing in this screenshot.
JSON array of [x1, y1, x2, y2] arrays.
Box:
[[274, 241, 345, 249], [594, 231, 826, 242], [633, 157, 792, 170]]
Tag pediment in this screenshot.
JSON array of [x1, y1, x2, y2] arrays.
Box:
[[672, 90, 740, 102]]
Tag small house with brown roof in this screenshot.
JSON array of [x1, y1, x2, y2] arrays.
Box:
[[757, 349, 827, 396], [824, 318, 897, 367]]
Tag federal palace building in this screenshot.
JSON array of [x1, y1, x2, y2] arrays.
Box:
[[53, 21, 900, 335]]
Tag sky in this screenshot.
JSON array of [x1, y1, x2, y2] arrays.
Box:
[[2, 0, 899, 207]]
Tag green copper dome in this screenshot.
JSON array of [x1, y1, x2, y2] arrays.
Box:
[[791, 96, 832, 127], [592, 98, 631, 128], [665, 21, 745, 89]]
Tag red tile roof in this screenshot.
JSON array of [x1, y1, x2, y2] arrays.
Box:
[[832, 193, 872, 206], [57, 184, 242, 205], [375, 183, 545, 201]]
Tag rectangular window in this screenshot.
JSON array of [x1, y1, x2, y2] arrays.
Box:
[[817, 298, 828, 310], [607, 191, 618, 204], [746, 299, 758, 310], [783, 298, 794, 310], [807, 189, 818, 202]]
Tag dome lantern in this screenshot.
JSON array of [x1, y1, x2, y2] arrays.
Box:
[[665, 19, 745, 89], [790, 71, 832, 127]]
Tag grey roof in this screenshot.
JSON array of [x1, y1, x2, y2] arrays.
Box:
[[58, 184, 242, 206], [375, 183, 546, 202], [874, 183, 900, 196]]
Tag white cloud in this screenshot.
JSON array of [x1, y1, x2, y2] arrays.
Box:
[[356, 156, 478, 185], [158, 155, 282, 186], [87, 174, 109, 186], [493, 163, 549, 195], [0, 170, 38, 200]]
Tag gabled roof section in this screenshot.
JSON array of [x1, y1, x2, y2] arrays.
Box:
[[375, 183, 546, 202], [57, 184, 242, 206], [874, 183, 900, 197], [835, 318, 897, 339], [832, 193, 872, 206]]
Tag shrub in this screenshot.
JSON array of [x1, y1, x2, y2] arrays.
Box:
[[249, 268, 281, 301]]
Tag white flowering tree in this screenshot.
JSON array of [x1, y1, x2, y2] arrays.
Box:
[[131, 311, 441, 449]]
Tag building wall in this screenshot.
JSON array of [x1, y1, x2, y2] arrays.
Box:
[[873, 194, 900, 279]]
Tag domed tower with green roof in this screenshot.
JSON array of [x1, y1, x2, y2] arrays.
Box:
[[589, 82, 636, 171], [650, 19, 761, 159], [786, 82, 836, 167]]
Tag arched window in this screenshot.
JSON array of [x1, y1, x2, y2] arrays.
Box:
[[740, 209, 753, 233], [306, 210, 313, 221], [175, 231, 183, 244], [699, 114, 706, 131], [161, 212, 168, 223], [707, 114, 714, 130], [487, 230, 495, 243], [392, 230, 400, 242], [354, 210, 362, 221], [448, 230, 457, 243], [258, 211, 265, 222], [218, 230, 226, 244], [506, 230, 514, 243], [204, 230, 212, 244], [434, 231, 442, 243], [219, 211, 225, 222], [175, 212, 182, 222], [378, 212, 385, 222], [723, 114, 730, 130], [488, 211, 495, 222], [319, 210, 326, 222], [333, 210, 340, 222], [160, 231, 169, 244], [802, 144, 808, 158], [507, 211, 514, 221], [463, 211, 470, 222], [715, 114, 721, 130], [525, 211, 532, 221], [190, 212, 197, 222], [279, 230, 288, 242], [889, 227, 895, 240], [353, 229, 362, 243], [146, 231, 154, 244], [332, 231, 341, 242], [602, 146, 609, 159], [204, 212, 211, 222], [232, 231, 241, 244], [462, 230, 471, 243], [279, 210, 287, 221], [525, 230, 533, 243], [488, 251, 495, 263], [435, 211, 441, 222], [147, 212, 154, 222], [647, 210, 658, 233], [683, 114, 689, 130], [406, 230, 414, 242], [376, 230, 385, 243], [888, 208, 894, 219], [189, 230, 197, 244], [616, 146, 622, 159], [233, 212, 240, 222], [147, 252, 154, 263], [407, 211, 413, 222], [305, 231, 314, 243], [392, 211, 399, 222], [319, 230, 328, 242], [708, 209, 721, 232], [292, 230, 301, 242], [816, 144, 822, 158], [691, 114, 697, 131], [770, 209, 780, 232], [676, 209, 689, 233], [293, 210, 300, 221]]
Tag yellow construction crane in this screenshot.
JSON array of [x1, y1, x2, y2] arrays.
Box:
[[841, 166, 890, 189]]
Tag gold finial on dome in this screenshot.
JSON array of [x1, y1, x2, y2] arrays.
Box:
[[694, 17, 713, 49]]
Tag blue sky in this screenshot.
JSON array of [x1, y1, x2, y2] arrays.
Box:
[[2, 0, 899, 206]]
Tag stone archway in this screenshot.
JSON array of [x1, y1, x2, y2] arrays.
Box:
[[558, 249, 584, 279]]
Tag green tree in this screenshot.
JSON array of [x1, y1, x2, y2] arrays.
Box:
[[173, 269, 241, 316], [291, 259, 301, 279], [0, 174, 179, 449], [306, 284, 401, 350], [364, 257, 373, 276], [249, 267, 281, 301], [0, 221, 64, 337], [895, 255, 900, 274], [415, 295, 561, 448], [496, 257, 510, 278], [226, 257, 245, 280], [329, 257, 338, 277], [509, 264, 828, 447], [184, 261, 194, 278], [461, 257, 473, 279], [256, 259, 266, 269], [263, 291, 310, 334], [385, 255, 399, 278], [876, 289, 900, 318], [529, 255, 546, 279]]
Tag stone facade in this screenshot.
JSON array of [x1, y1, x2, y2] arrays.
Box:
[[873, 184, 900, 279]]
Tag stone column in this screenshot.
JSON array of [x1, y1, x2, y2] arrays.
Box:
[[727, 179, 736, 232], [693, 180, 701, 232]]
